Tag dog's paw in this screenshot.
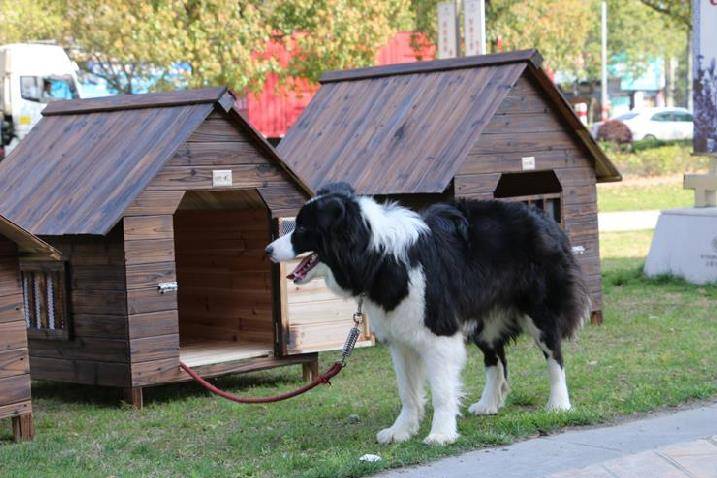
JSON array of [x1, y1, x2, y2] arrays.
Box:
[[468, 400, 500, 415], [423, 431, 459, 446], [376, 426, 413, 445]]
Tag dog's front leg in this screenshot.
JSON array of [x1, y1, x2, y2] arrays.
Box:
[[376, 345, 426, 444], [422, 335, 466, 445]]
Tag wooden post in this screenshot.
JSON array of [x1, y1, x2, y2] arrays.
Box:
[[122, 387, 144, 409], [302, 358, 319, 382], [12, 413, 34, 442]]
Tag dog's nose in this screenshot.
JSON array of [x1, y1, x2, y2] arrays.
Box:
[[265, 245, 274, 257]]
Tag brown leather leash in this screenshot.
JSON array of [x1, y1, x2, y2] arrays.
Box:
[[179, 300, 366, 404]]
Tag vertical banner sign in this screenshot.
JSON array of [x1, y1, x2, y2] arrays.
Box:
[[437, 1, 458, 59], [693, 0, 717, 154], [464, 0, 486, 56]]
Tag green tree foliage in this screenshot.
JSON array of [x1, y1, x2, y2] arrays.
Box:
[[1, 0, 409, 94], [639, 0, 691, 29], [488, 0, 593, 77], [64, 0, 287, 94], [408, 0, 593, 74], [0, 0, 64, 44], [63, 0, 188, 94], [581, 0, 687, 80], [1, 0, 693, 93], [408, 0, 688, 81], [271, 0, 410, 81]]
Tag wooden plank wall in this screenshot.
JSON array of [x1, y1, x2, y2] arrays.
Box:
[[174, 209, 274, 345], [123, 214, 180, 388], [156, 108, 307, 217], [0, 237, 32, 420], [128, 108, 306, 386], [282, 259, 373, 354], [454, 76, 602, 311], [26, 228, 131, 386]]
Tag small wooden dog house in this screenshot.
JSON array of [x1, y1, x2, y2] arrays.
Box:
[[0, 88, 371, 407], [0, 215, 60, 441], [278, 50, 621, 323]]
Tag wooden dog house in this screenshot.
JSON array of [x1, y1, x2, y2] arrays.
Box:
[[0, 215, 60, 441], [278, 50, 621, 323], [0, 88, 371, 407]]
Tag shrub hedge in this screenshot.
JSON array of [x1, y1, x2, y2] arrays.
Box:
[[599, 140, 710, 177]]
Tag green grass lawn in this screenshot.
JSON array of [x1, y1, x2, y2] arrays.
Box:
[[597, 179, 693, 213], [2, 230, 717, 477], [595, 139, 707, 213]]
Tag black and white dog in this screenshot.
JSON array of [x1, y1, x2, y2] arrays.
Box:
[[266, 183, 590, 446]]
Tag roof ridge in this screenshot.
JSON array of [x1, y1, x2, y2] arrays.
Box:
[[43, 86, 228, 116], [320, 49, 542, 84]]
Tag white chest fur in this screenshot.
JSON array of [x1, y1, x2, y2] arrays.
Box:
[[356, 267, 437, 348]]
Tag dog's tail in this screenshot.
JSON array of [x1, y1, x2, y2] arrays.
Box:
[[559, 258, 592, 339]]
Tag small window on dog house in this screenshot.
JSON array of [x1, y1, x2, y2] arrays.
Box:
[[20, 261, 70, 340], [494, 171, 562, 224]]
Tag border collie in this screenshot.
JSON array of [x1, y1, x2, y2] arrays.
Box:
[[266, 183, 590, 446]]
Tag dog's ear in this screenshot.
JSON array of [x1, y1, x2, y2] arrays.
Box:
[[317, 196, 346, 230], [317, 182, 355, 197]]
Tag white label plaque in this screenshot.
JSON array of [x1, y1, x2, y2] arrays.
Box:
[[521, 156, 536, 171], [212, 169, 232, 187]]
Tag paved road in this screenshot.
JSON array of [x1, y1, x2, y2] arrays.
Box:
[[377, 402, 717, 478], [598, 210, 661, 232]]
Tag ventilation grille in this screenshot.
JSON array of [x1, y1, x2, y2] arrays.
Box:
[[22, 269, 66, 331], [279, 217, 296, 236]]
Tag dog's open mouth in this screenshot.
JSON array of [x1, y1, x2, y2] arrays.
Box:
[[287, 253, 319, 283]]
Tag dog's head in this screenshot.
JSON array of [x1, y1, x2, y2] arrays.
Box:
[[265, 182, 370, 286]]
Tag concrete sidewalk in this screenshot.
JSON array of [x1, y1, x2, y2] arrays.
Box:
[[377, 402, 717, 478], [598, 209, 661, 232]]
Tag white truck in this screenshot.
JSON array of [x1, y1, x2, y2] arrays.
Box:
[[0, 43, 81, 159]]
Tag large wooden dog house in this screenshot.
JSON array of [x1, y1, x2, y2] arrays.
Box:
[[278, 50, 621, 323], [0, 88, 371, 407], [0, 215, 60, 441]]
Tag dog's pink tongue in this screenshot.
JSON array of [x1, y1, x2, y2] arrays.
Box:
[[287, 255, 314, 281]]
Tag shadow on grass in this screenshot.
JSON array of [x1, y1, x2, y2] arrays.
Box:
[[144, 368, 303, 406], [31, 366, 305, 408], [32, 381, 122, 408], [0, 418, 16, 445]]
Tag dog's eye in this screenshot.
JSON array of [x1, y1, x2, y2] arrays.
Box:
[[295, 226, 306, 234]]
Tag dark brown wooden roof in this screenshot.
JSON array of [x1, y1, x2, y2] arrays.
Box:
[[0, 215, 61, 259], [42, 87, 232, 116], [278, 50, 621, 194], [0, 88, 308, 236], [320, 49, 544, 83]]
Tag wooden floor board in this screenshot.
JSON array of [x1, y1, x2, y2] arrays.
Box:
[[179, 340, 272, 367]]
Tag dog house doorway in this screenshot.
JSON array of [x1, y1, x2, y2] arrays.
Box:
[[494, 170, 563, 224], [173, 190, 275, 367]]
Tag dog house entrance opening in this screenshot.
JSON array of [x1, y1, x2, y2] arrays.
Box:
[[174, 190, 275, 367]]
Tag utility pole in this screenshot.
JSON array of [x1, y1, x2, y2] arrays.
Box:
[[600, 0, 610, 120]]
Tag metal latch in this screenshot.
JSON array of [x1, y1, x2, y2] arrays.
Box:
[[158, 281, 178, 294]]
